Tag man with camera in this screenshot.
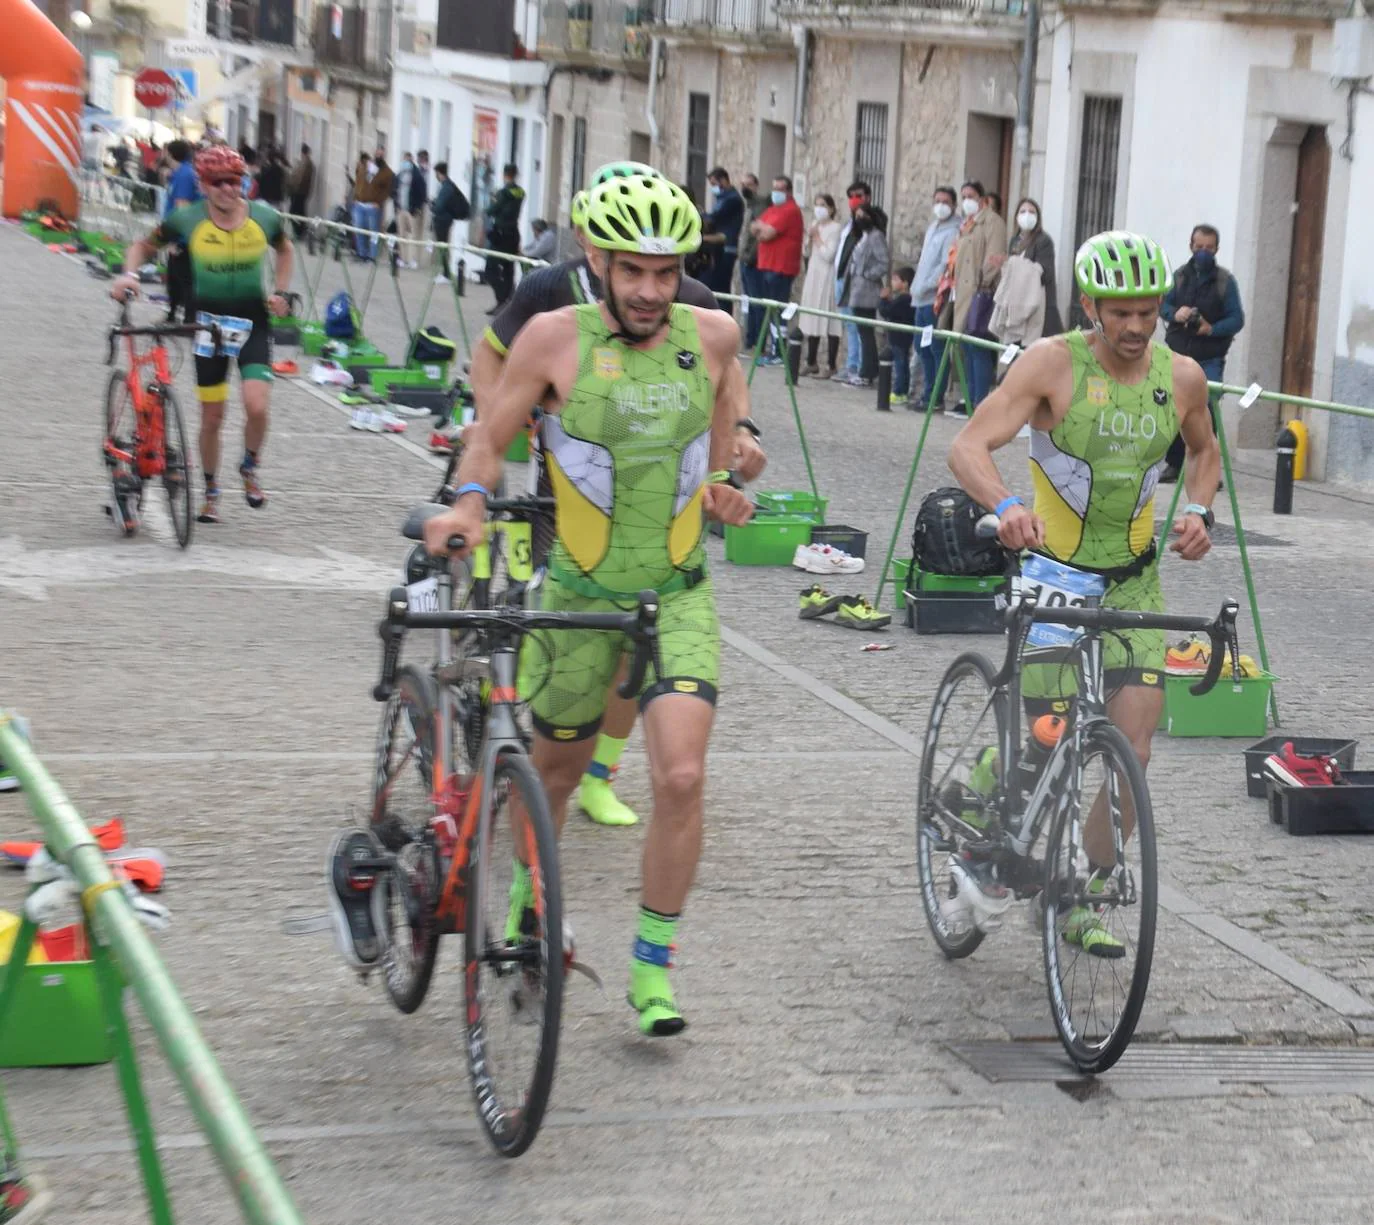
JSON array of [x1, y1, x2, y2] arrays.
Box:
[[1159, 224, 1245, 482]]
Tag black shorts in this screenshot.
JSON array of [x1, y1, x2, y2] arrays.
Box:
[[192, 309, 273, 399], [1024, 667, 1164, 718]]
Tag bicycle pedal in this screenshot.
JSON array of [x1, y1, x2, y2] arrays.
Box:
[[567, 959, 606, 997]]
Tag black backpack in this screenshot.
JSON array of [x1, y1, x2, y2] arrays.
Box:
[[411, 326, 457, 364], [911, 487, 1004, 577]]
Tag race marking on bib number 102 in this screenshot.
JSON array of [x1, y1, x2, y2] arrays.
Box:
[[406, 576, 440, 613]]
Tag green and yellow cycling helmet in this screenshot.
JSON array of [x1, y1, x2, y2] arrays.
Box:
[[583, 173, 701, 256], [1074, 230, 1173, 298], [569, 189, 590, 230], [589, 160, 661, 187]]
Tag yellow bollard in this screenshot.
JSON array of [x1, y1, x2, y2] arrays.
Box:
[[1288, 418, 1309, 480]]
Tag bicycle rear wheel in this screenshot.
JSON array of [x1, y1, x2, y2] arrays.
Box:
[[103, 370, 139, 536], [371, 665, 442, 1014], [1042, 722, 1156, 1074], [464, 749, 563, 1158], [916, 651, 1007, 960], [159, 384, 194, 548]]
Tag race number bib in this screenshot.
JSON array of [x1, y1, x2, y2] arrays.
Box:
[[194, 312, 253, 358], [405, 576, 440, 613], [1018, 553, 1107, 650]]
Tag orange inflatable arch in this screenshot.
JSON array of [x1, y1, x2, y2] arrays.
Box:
[[1, 0, 84, 218]]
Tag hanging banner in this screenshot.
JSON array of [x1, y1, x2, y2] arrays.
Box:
[[471, 107, 499, 225]]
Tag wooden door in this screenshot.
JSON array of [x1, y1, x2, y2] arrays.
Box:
[[1280, 125, 1329, 400]]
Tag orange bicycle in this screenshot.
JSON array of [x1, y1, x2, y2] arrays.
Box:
[[103, 298, 210, 547]]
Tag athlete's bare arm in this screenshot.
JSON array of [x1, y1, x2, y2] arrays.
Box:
[[468, 336, 505, 418], [424, 310, 576, 558], [110, 233, 162, 298], [693, 307, 754, 526], [947, 338, 1072, 550], [1168, 355, 1220, 561], [269, 236, 294, 315]]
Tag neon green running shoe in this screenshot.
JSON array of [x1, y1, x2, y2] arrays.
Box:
[[961, 746, 999, 830], [799, 584, 842, 620], [505, 861, 534, 945], [575, 774, 639, 827], [835, 595, 891, 630], [1062, 876, 1124, 959]]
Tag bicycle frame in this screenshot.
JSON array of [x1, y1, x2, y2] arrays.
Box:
[[107, 332, 174, 480]]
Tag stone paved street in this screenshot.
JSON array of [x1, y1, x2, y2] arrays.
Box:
[[6, 223, 1374, 1221]]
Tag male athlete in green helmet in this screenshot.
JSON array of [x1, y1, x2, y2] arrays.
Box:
[[461, 160, 764, 832], [425, 173, 754, 1036], [949, 230, 1221, 953]]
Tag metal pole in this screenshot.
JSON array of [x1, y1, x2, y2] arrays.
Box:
[[0, 717, 308, 1225], [744, 304, 773, 387], [779, 315, 821, 504], [1274, 426, 1297, 515], [876, 345, 892, 412]]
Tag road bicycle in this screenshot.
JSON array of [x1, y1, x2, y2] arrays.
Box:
[[103, 298, 209, 547], [359, 502, 662, 1157], [916, 516, 1240, 1073]]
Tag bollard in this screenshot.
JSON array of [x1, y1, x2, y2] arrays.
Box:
[[787, 331, 802, 383], [1274, 425, 1297, 515], [456, 258, 466, 297], [876, 346, 893, 411]]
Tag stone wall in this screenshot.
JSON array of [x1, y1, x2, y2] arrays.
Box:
[[888, 42, 965, 264], [547, 70, 651, 226], [796, 35, 854, 223]]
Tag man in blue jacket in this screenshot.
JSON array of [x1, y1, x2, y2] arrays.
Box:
[[700, 166, 744, 308], [1160, 224, 1245, 481]]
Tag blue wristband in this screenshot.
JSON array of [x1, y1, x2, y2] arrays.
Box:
[[455, 482, 490, 501], [994, 495, 1024, 517]]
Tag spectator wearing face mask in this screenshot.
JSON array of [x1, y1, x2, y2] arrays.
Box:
[[946, 178, 1006, 416], [1160, 224, 1245, 482], [839, 204, 890, 389], [911, 185, 961, 409], [748, 175, 804, 365], [988, 197, 1062, 351], [736, 173, 768, 348], [799, 193, 843, 377], [700, 167, 744, 308], [831, 180, 872, 382]]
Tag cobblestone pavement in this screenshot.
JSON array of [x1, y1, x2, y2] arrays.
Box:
[[5, 223, 1374, 1222]]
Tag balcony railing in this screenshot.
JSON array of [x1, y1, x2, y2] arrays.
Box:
[[654, 0, 780, 29], [436, 0, 532, 55], [773, 0, 1022, 14], [209, 0, 297, 46], [539, 1, 655, 62]]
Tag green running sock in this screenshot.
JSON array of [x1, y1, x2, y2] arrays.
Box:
[[591, 733, 628, 775], [629, 907, 685, 1036]]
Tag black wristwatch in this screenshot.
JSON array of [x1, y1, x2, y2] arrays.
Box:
[[734, 416, 762, 440], [1183, 502, 1214, 531]]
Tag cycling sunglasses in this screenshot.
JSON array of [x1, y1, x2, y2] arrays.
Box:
[[206, 176, 242, 189]]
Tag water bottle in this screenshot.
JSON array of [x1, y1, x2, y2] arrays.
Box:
[[1018, 714, 1066, 796]]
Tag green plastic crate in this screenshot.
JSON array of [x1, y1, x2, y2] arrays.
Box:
[[342, 339, 391, 368], [725, 514, 813, 565], [0, 960, 111, 1068], [506, 432, 531, 463], [908, 565, 1004, 594], [755, 490, 828, 522], [300, 322, 328, 355], [368, 363, 450, 394], [1165, 671, 1275, 738]]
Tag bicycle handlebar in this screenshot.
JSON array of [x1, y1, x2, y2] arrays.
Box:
[[107, 299, 219, 365]]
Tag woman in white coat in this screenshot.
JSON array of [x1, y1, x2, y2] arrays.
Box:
[[799, 193, 843, 376]]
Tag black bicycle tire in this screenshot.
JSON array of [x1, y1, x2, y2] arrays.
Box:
[[103, 369, 137, 535], [159, 384, 194, 549], [464, 748, 564, 1158], [371, 665, 441, 846], [1041, 721, 1156, 1075], [916, 651, 1006, 960]]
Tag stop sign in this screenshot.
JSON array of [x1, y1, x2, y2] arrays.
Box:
[[133, 68, 178, 110]]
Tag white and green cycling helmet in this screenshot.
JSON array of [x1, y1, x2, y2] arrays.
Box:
[[583, 173, 701, 256], [1074, 230, 1173, 298], [589, 160, 661, 188]]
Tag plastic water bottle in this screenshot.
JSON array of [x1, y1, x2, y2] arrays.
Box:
[[1018, 715, 1066, 795]]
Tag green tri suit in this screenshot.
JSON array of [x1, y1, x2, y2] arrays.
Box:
[[520, 303, 720, 740]]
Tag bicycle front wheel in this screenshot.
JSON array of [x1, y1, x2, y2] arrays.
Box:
[[1042, 722, 1156, 1074], [464, 749, 563, 1158], [916, 651, 1007, 960], [159, 385, 194, 548], [103, 370, 138, 536]]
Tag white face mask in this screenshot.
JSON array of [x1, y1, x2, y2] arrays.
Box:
[[1017, 210, 1038, 232], [933, 202, 953, 221], [961, 197, 980, 217], [813, 204, 830, 221]]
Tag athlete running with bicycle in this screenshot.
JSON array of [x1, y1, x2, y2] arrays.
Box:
[[111, 145, 294, 523], [423, 173, 753, 1036], [463, 160, 766, 831], [948, 230, 1220, 954]]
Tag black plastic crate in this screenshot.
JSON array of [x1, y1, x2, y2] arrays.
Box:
[[809, 524, 867, 559], [905, 589, 1004, 635], [1245, 736, 1357, 801], [1267, 772, 1374, 836]]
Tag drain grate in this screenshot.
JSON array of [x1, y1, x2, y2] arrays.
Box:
[[949, 1041, 1374, 1090]]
